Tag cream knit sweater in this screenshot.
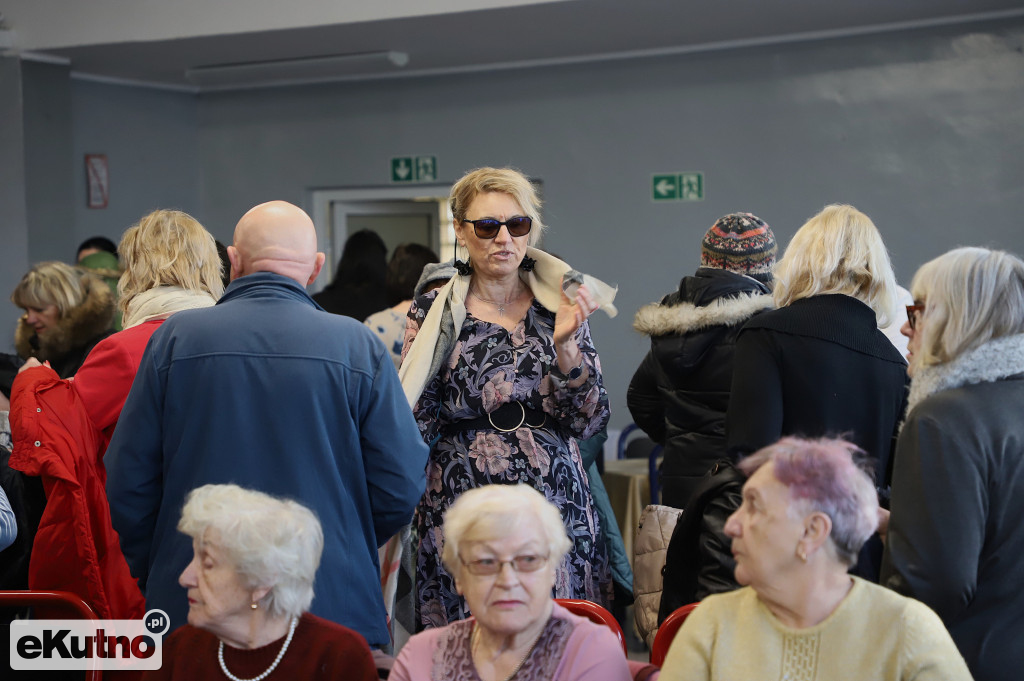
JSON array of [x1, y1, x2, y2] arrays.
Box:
[[660, 577, 971, 681]]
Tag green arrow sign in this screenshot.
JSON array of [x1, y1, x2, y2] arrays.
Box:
[[391, 157, 413, 182], [391, 156, 438, 183], [652, 174, 679, 201], [652, 172, 704, 202]]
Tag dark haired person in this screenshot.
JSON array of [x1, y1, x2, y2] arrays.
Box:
[[365, 243, 439, 368]]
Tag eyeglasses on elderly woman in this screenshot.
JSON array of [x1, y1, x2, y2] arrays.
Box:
[[461, 216, 533, 239], [905, 303, 926, 330], [459, 553, 550, 575]]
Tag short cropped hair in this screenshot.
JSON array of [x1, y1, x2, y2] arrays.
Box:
[[118, 210, 225, 316], [441, 484, 571, 579], [76, 236, 118, 260], [449, 167, 545, 247], [11, 261, 93, 317], [178, 484, 323, 619], [773, 204, 898, 327], [739, 437, 878, 567], [386, 243, 439, 305], [909, 247, 1024, 370]]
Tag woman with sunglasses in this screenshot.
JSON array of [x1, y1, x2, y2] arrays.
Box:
[[400, 167, 618, 630], [391, 484, 634, 681], [882, 247, 1024, 681]]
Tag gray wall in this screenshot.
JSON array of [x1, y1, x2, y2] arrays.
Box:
[[22, 61, 75, 266], [195, 19, 1024, 428], [0, 58, 30, 355], [71, 79, 200, 247], [5, 20, 1022, 424]]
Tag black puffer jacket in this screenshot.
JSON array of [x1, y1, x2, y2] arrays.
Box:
[[627, 268, 773, 508]]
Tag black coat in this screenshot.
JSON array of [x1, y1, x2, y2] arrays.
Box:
[[628, 268, 773, 508], [726, 294, 908, 493], [883, 336, 1024, 681]]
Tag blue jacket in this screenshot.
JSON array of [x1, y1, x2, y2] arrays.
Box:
[[106, 272, 427, 647]]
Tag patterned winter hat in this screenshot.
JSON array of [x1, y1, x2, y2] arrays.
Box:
[[700, 213, 776, 284]]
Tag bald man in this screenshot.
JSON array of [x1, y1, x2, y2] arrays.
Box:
[[106, 201, 428, 647]]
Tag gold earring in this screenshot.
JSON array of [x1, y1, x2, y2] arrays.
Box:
[[251, 602, 258, 610]]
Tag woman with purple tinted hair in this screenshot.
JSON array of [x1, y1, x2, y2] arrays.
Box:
[[659, 437, 970, 681]]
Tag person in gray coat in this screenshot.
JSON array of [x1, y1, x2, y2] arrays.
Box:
[[882, 246, 1024, 681]]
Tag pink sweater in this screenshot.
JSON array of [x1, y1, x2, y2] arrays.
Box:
[[390, 602, 633, 681]]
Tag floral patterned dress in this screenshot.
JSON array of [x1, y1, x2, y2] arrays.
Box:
[[404, 290, 612, 629]]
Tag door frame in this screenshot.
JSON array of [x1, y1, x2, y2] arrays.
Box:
[[308, 185, 451, 291]]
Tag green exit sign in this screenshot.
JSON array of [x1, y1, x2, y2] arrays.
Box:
[[391, 156, 438, 183], [652, 172, 704, 202]]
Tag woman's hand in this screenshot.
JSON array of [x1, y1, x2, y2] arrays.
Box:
[[554, 284, 597, 373], [18, 357, 47, 374]]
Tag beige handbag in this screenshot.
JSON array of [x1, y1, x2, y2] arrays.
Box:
[[633, 503, 683, 647]]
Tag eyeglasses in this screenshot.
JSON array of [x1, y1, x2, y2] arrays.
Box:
[[461, 216, 533, 239], [460, 554, 549, 576], [906, 304, 925, 330]]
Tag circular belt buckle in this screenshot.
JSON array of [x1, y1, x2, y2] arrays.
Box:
[[488, 403, 526, 432]]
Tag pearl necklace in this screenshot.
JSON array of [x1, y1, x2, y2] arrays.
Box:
[[471, 622, 544, 681], [218, 616, 298, 681], [469, 287, 529, 318]]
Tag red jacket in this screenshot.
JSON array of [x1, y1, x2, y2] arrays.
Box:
[[9, 321, 162, 620]]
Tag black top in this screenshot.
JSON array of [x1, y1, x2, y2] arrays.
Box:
[[628, 268, 772, 507], [726, 294, 908, 491]]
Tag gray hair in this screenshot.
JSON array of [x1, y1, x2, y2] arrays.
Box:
[[178, 484, 323, 619], [441, 484, 571, 579], [909, 247, 1024, 371], [739, 437, 878, 567]]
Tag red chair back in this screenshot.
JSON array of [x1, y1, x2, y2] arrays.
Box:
[[650, 602, 699, 667], [554, 598, 627, 654], [0, 590, 103, 681]]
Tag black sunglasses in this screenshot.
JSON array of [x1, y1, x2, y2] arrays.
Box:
[[462, 216, 533, 239]]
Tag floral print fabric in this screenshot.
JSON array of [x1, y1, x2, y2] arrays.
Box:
[[429, 614, 573, 680], [404, 290, 612, 628]]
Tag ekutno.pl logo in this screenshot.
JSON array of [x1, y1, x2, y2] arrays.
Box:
[[10, 609, 170, 671]]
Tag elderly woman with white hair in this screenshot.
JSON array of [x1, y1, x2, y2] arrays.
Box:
[[883, 247, 1024, 681], [390, 484, 633, 681], [660, 437, 970, 681], [145, 484, 377, 680]]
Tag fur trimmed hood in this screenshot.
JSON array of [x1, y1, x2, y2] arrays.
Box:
[[907, 333, 1024, 416], [633, 292, 774, 337], [15, 273, 115, 363]]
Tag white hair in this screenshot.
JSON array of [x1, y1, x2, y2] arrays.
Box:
[[178, 484, 323, 619], [441, 484, 571, 579]]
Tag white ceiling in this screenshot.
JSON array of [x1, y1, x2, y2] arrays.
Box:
[[3, 0, 1023, 91]]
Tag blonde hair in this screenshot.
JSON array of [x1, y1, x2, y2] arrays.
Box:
[[441, 485, 571, 579], [11, 261, 92, 317], [773, 204, 898, 326], [449, 167, 545, 247], [909, 247, 1024, 370], [117, 209, 224, 315], [179, 484, 323, 620]]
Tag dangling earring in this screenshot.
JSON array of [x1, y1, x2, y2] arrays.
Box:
[[453, 240, 472, 276], [251, 601, 258, 610]]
